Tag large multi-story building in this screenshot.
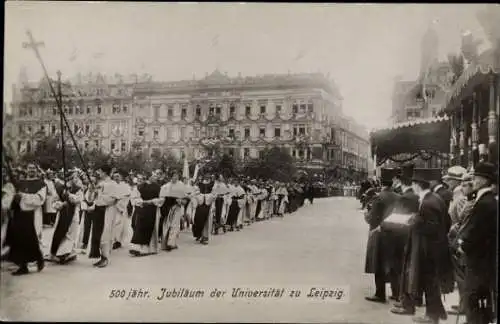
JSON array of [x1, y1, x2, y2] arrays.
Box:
[[6, 70, 370, 177]]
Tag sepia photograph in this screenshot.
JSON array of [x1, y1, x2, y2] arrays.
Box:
[[2, 2, 499, 323]]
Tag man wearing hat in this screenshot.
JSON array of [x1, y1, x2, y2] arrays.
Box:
[[456, 162, 497, 324], [397, 170, 452, 323], [159, 171, 187, 251], [364, 177, 399, 303], [446, 171, 475, 316], [434, 166, 466, 228]]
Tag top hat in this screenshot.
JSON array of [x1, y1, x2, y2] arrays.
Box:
[[442, 166, 467, 181], [472, 162, 497, 181]]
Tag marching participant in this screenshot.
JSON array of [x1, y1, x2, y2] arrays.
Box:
[[1, 169, 15, 258], [4, 163, 47, 275], [112, 169, 132, 250], [129, 171, 162, 256], [275, 182, 288, 217], [211, 174, 228, 235], [192, 175, 214, 245], [234, 179, 246, 231], [43, 169, 58, 228], [254, 181, 268, 221], [158, 171, 181, 241], [159, 172, 187, 251], [47, 171, 84, 264], [77, 175, 97, 252], [225, 178, 239, 231], [89, 163, 119, 268]]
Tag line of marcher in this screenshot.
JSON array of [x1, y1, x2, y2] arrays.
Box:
[[1, 162, 315, 273]]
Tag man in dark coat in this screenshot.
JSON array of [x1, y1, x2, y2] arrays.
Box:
[[364, 178, 399, 303], [457, 162, 497, 324], [395, 171, 452, 323], [382, 163, 420, 306]]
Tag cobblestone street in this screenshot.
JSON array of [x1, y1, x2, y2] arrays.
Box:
[[1, 197, 459, 323]]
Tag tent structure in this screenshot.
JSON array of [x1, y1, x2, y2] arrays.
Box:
[[370, 116, 451, 166]]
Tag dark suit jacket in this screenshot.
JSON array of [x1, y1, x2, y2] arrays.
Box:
[[365, 187, 399, 230], [364, 188, 399, 274], [411, 191, 454, 293], [459, 189, 497, 285], [434, 185, 453, 232]]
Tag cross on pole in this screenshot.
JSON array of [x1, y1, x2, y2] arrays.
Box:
[[21, 29, 92, 183]]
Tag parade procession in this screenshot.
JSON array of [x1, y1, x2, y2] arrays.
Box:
[[2, 3, 500, 324]]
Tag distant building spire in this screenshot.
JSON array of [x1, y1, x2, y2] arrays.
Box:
[[420, 22, 439, 78]]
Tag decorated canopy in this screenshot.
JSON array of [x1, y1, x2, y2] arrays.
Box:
[[442, 47, 500, 113], [370, 116, 450, 163]]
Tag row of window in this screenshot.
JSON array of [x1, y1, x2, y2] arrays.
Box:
[[151, 103, 314, 119], [18, 123, 103, 136], [17, 102, 134, 118], [17, 139, 102, 153]]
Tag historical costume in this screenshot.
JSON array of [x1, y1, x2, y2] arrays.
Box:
[[43, 170, 58, 227], [112, 171, 132, 250], [364, 179, 399, 303], [457, 163, 497, 324], [47, 173, 83, 264], [5, 164, 46, 275], [275, 183, 288, 217], [89, 165, 119, 268], [1, 179, 16, 258], [211, 177, 228, 234], [129, 177, 162, 256], [159, 174, 183, 240], [160, 179, 186, 251], [77, 180, 98, 251], [192, 178, 214, 245], [234, 182, 246, 230]]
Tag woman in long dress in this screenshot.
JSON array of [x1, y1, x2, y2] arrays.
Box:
[[129, 173, 162, 256]]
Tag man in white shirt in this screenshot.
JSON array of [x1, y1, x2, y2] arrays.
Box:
[[112, 169, 132, 250], [43, 169, 58, 227], [89, 164, 119, 268]]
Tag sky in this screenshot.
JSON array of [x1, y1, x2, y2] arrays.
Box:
[[4, 2, 491, 130]]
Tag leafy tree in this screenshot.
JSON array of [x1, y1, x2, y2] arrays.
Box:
[[243, 146, 296, 182]]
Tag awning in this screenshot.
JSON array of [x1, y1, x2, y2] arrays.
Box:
[[442, 47, 500, 113], [370, 116, 450, 162]]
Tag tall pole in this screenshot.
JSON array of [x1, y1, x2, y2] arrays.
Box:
[[58, 70, 67, 188], [22, 29, 91, 182]]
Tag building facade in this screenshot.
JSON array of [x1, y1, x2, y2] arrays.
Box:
[[6, 70, 370, 176], [384, 24, 453, 170]]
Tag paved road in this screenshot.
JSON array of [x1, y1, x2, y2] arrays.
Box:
[[1, 197, 459, 323]]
